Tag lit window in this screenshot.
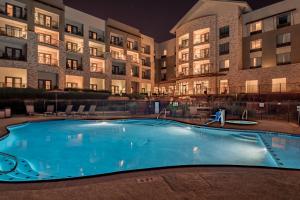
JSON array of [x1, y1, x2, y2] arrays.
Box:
[[220, 80, 229, 94], [277, 33, 291, 47], [220, 59, 230, 70], [250, 39, 262, 50], [250, 21, 262, 34], [250, 57, 262, 68], [277, 53, 291, 65], [245, 80, 258, 93], [272, 78, 286, 93], [163, 50, 167, 56]]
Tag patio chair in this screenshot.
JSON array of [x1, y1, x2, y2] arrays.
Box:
[[26, 105, 35, 116], [85, 105, 97, 116], [57, 105, 73, 116], [72, 105, 85, 116], [44, 105, 55, 116]]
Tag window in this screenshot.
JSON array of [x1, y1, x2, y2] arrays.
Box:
[[219, 59, 230, 71], [110, 35, 122, 46], [38, 53, 51, 65], [194, 81, 208, 95], [250, 57, 262, 68], [38, 33, 52, 45], [180, 39, 189, 49], [142, 69, 151, 79], [5, 25, 22, 38], [131, 66, 139, 77], [5, 47, 22, 60], [90, 47, 100, 57], [163, 50, 167, 56], [5, 3, 23, 19], [90, 63, 103, 73], [67, 59, 80, 70], [193, 62, 211, 75], [90, 84, 97, 91], [112, 65, 126, 75], [162, 61, 167, 68], [5, 77, 22, 88], [181, 52, 189, 62], [277, 33, 291, 47], [272, 78, 286, 93], [36, 13, 52, 28], [220, 80, 229, 94], [66, 42, 80, 53], [277, 13, 291, 28], [66, 24, 82, 36], [66, 82, 78, 89], [219, 43, 229, 55], [245, 80, 258, 93], [250, 21, 262, 34], [38, 80, 52, 90], [194, 48, 209, 59], [194, 32, 209, 44], [179, 83, 188, 95], [219, 26, 229, 39], [89, 31, 97, 40], [250, 39, 262, 52], [277, 53, 291, 65]]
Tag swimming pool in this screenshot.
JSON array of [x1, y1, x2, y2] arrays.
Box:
[[0, 119, 299, 182]]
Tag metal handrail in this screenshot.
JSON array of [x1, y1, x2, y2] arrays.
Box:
[[0, 152, 18, 174]]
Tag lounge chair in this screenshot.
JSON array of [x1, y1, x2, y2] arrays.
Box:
[[26, 105, 35, 116], [85, 105, 97, 116], [71, 105, 85, 116], [44, 105, 54, 116], [57, 105, 73, 116]]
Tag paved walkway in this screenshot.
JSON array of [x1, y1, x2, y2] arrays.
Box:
[[0, 167, 300, 200]]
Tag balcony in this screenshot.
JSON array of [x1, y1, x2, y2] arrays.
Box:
[[38, 56, 58, 66], [66, 45, 83, 54], [179, 42, 189, 50], [89, 34, 105, 43], [66, 64, 83, 71], [37, 33, 59, 47], [65, 27, 83, 37], [0, 5, 27, 20], [111, 51, 126, 61], [142, 74, 151, 80], [0, 27, 27, 39], [194, 63, 213, 75], [178, 58, 189, 64], [90, 66, 104, 73], [127, 42, 139, 51], [112, 67, 126, 75], [0, 51, 26, 61], [110, 40, 123, 47], [90, 51, 104, 58], [35, 16, 59, 30]]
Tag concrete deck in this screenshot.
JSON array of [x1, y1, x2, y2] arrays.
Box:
[[0, 116, 300, 200], [0, 167, 300, 200]]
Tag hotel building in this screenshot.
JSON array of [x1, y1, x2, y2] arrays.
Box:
[[0, 0, 155, 95], [0, 0, 299, 97], [155, 0, 300, 97]]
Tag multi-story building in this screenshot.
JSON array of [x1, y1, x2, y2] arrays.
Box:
[[155, 0, 300, 97], [0, 0, 155, 95]]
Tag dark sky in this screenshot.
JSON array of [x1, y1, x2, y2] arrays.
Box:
[[64, 0, 283, 42]]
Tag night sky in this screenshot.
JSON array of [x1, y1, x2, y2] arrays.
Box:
[[64, 0, 283, 42]]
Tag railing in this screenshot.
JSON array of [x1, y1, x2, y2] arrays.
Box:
[[90, 51, 104, 58], [110, 40, 123, 47], [37, 33, 59, 47], [66, 46, 83, 54], [111, 52, 126, 60], [193, 63, 213, 75], [178, 59, 189, 64], [65, 27, 83, 36], [66, 64, 83, 71], [112, 69, 126, 75], [142, 74, 151, 80], [38, 56, 59, 66], [90, 66, 104, 73], [0, 52, 26, 61], [0, 82, 27, 88], [0, 27, 27, 39], [0, 5, 27, 20], [89, 35, 105, 43], [34, 17, 59, 30]]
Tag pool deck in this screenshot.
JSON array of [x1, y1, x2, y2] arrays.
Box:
[[0, 116, 300, 200], [0, 167, 300, 200]]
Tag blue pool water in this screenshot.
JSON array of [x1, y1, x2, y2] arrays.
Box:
[[0, 119, 299, 182]]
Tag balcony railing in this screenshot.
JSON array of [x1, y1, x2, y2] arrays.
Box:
[[142, 74, 151, 80], [178, 58, 189, 64], [0, 27, 27, 39], [89, 35, 105, 43], [111, 52, 126, 60], [66, 46, 83, 54], [0, 82, 26, 88], [38, 56, 58, 66], [66, 64, 83, 71], [194, 64, 213, 75], [179, 43, 189, 49], [37, 34, 59, 47], [0, 52, 26, 61], [65, 27, 83, 36], [35, 17, 59, 30], [0, 5, 27, 20], [112, 68, 126, 75], [90, 66, 104, 73], [110, 40, 123, 47], [90, 51, 104, 58]]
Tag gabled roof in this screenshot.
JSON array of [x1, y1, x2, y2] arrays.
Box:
[[170, 0, 252, 34]]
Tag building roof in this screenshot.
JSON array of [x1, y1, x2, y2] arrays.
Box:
[[170, 0, 252, 34]]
